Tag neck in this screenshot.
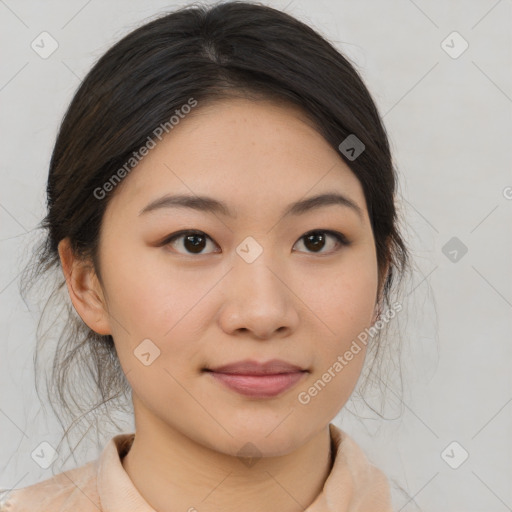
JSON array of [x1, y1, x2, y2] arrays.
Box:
[[121, 407, 334, 512]]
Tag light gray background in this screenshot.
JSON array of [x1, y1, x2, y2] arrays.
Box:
[[1, 1, 511, 511]]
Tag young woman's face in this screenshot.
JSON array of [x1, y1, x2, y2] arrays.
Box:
[[95, 97, 380, 456]]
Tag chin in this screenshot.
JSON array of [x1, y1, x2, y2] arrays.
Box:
[[220, 432, 303, 459], [208, 417, 312, 457]]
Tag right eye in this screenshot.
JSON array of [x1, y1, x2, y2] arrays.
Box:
[[162, 230, 220, 255]]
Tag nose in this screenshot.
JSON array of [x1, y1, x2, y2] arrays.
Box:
[[217, 253, 300, 340]]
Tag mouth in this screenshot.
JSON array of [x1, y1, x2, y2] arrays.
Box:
[[202, 359, 309, 398]]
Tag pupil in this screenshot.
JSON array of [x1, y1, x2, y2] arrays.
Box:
[[305, 232, 325, 252], [184, 234, 205, 253]]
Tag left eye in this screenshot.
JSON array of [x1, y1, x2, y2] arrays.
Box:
[[162, 229, 349, 255], [293, 230, 350, 254]]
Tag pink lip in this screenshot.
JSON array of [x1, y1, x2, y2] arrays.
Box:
[[204, 359, 308, 398]]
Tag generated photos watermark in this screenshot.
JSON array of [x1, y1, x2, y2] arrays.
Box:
[[297, 301, 402, 405], [93, 97, 198, 200]]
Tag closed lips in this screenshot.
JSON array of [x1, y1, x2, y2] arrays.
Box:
[[204, 359, 308, 375], [204, 360, 309, 398]]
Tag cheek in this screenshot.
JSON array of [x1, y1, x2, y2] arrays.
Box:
[[304, 250, 379, 343], [295, 347, 366, 423], [295, 269, 375, 417], [101, 243, 211, 342], [102, 253, 218, 399], [296, 248, 377, 408]]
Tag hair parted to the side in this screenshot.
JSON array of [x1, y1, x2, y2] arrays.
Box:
[[20, 0, 412, 470]]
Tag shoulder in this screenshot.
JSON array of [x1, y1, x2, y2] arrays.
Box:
[[327, 423, 394, 511], [0, 459, 100, 512], [0, 432, 135, 512]]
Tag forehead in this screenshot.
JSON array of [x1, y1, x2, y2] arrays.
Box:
[[105, 98, 368, 224]]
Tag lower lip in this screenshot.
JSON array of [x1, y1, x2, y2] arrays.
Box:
[[207, 371, 307, 398]]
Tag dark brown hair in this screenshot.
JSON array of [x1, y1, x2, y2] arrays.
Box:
[[20, 0, 411, 467]]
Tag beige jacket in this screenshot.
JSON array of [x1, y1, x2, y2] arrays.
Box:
[[0, 423, 393, 511]]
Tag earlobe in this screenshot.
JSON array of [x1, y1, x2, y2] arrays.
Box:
[[57, 238, 112, 336]]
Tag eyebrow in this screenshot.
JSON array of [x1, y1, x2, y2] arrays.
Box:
[[138, 192, 364, 221]]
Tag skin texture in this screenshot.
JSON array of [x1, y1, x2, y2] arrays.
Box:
[[58, 98, 384, 512]]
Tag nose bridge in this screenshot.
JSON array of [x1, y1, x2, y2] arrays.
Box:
[[218, 241, 298, 338], [233, 244, 287, 307]]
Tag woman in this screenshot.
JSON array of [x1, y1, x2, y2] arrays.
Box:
[[1, 1, 410, 510]]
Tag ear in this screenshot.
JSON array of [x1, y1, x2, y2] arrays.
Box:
[[58, 237, 112, 336]]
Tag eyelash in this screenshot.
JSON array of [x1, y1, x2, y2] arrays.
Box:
[[160, 229, 351, 256]]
